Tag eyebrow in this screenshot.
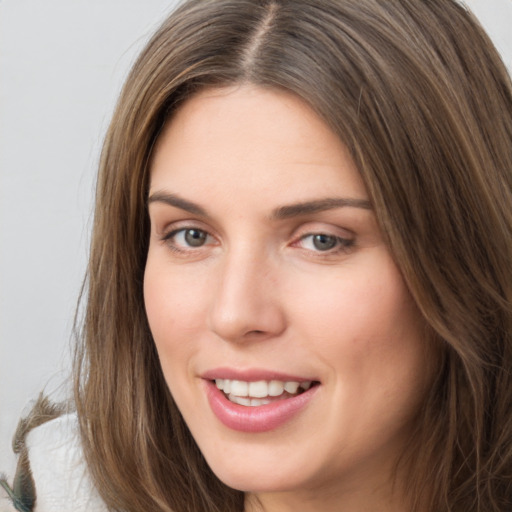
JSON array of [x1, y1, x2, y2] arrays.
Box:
[[270, 197, 372, 220], [147, 192, 372, 219], [147, 192, 209, 216]]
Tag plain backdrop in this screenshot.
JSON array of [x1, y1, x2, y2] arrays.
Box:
[[1, 0, 511, 474]]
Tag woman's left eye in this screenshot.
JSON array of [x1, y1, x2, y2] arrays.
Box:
[[297, 233, 354, 253]]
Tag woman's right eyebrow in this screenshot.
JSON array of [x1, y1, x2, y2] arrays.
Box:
[[147, 191, 209, 217]]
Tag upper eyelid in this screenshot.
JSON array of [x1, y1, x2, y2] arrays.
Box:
[[294, 232, 354, 247], [158, 219, 214, 236], [298, 231, 352, 241], [163, 226, 214, 241], [160, 228, 218, 255], [156, 219, 355, 243], [292, 222, 355, 239]]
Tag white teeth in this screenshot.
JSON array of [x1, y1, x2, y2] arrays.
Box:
[[249, 398, 272, 406], [229, 395, 251, 406], [268, 380, 284, 396], [230, 380, 248, 396], [284, 381, 300, 394], [228, 394, 273, 407], [248, 380, 268, 398], [214, 378, 314, 400]]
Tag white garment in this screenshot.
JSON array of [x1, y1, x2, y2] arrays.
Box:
[[26, 414, 108, 512], [0, 489, 17, 512]]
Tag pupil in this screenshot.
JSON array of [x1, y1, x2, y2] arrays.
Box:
[[185, 229, 206, 247], [313, 234, 337, 251]]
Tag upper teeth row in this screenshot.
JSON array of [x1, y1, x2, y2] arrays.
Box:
[[215, 379, 312, 398]]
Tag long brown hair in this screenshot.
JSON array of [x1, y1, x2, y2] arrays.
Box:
[[74, 1, 512, 510]]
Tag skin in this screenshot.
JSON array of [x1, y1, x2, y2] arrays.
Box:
[[144, 85, 434, 512]]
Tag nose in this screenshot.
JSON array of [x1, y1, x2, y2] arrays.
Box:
[[208, 247, 286, 343]]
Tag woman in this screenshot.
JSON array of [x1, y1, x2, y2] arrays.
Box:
[[2, 0, 511, 511]]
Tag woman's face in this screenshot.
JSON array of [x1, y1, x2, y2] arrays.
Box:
[[145, 85, 433, 509]]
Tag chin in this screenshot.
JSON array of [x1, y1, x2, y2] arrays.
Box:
[[211, 465, 303, 494], [196, 438, 326, 494]]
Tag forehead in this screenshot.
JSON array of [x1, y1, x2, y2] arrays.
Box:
[[149, 85, 368, 204]]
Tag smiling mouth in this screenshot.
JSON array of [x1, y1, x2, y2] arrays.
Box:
[[213, 378, 317, 407]]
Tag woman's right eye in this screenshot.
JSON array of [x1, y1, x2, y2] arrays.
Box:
[[162, 228, 215, 251]]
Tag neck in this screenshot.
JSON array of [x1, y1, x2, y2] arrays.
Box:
[[243, 471, 413, 512]]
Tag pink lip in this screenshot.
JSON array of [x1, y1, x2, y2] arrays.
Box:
[[201, 367, 316, 382], [202, 370, 319, 433]]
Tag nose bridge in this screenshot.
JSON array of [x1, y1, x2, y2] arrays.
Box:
[[208, 241, 285, 342]]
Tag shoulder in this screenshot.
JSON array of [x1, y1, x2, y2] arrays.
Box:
[[1, 413, 108, 512], [26, 413, 108, 511]]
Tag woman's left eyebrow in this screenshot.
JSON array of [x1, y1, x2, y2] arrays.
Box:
[[270, 197, 372, 220]]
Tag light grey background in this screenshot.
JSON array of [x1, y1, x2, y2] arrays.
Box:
[[0, 0, 180, 474], [1, 0, 511, 474]]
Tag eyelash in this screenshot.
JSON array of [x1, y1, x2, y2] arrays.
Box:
[[161, 227, 216, 253], [294, 233, 355, 254], [160, 227, 354, 256]]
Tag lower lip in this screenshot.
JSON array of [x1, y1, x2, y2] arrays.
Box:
[[204, 380, 318, 433]]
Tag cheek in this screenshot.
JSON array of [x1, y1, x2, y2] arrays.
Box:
[[143, 256, 208, 372], [291, 253, 417, 344], [287, 250, 429, 399], [143, 259, 213, 418]]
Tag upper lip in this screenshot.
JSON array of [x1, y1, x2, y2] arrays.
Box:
[[200, 367, 318, 383]]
